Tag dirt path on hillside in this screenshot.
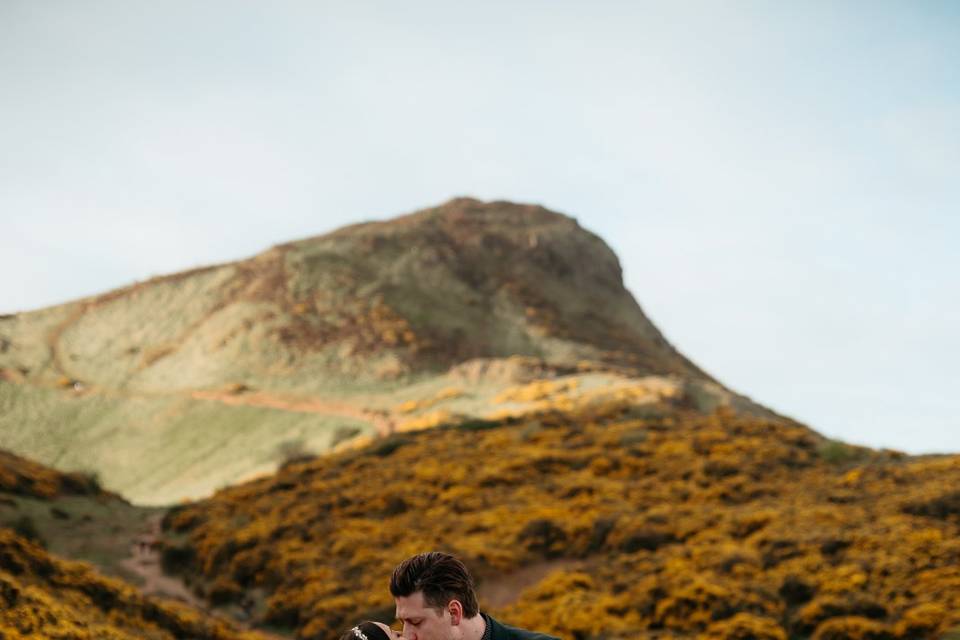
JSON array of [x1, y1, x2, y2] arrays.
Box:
[[3, 366, 398, 438], [119, 513, 291, 638], [118, 513, 206, 609], [189, 389, 397, 436], [478, 559, 582, 609]]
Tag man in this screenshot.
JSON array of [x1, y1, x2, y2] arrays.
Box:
[[391, 551, 559, 640]]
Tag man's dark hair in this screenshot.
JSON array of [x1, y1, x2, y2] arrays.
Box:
[[390, 551, 479, 618]]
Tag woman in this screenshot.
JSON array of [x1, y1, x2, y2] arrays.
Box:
[[339, 621, 401, 640]]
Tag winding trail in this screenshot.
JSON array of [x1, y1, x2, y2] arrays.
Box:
[[117, 513, 292, 638], [477, 559, 582, 609], [4, 368, 399, 438], [118, 513, 206, 609], [189, 389, 397, 436]]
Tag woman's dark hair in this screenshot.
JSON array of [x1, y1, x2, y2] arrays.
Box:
[[389, 551, 479, 618], [339, 621, 391, 640]]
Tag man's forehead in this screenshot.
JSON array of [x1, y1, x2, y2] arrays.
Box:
[[394, 591, 427, 614], [395, 591, 431, 615]]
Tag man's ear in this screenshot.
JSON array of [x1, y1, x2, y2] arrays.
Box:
[[447, 599, 464, 625]]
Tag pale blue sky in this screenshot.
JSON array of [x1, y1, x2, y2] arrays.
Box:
[[1, 2, 957, 452]]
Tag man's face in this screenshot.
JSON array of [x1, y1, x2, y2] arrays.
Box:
[[395, 591, 454, 640]]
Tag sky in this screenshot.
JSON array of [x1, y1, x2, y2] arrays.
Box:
[[1, 1, 958, 453]]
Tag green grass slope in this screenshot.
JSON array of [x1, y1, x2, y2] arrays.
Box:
[[0, 382, 371, 504]]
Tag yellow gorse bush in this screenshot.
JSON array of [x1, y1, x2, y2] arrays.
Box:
[[160, 402, 960, 639], [0, 529, 267, 640]]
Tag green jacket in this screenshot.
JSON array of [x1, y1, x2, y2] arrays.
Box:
[[485, 614, 560, 640]]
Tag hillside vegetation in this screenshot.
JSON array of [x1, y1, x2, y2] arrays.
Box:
[[0, 528, 270, 640], [160, 399, 960, 639], [0, 450, 270, 639], [0, 448, 105, 499], [0, 198, 730, 504]]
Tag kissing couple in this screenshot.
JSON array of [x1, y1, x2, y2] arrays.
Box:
[[341, 551, 558, 640]]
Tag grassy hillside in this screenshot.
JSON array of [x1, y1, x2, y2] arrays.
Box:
[[0, 198, 743, 504], [159, 399, 960, 639]]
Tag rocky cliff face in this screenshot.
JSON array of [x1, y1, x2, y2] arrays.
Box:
[[277, 197, 708, 380]]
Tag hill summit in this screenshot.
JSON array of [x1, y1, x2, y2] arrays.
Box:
[[4, 198, 705, 389], [270, 197, 707, 380], [0, 198, 743, 503]]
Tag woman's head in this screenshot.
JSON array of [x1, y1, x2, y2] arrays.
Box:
[[339, 621, 400, 640]]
